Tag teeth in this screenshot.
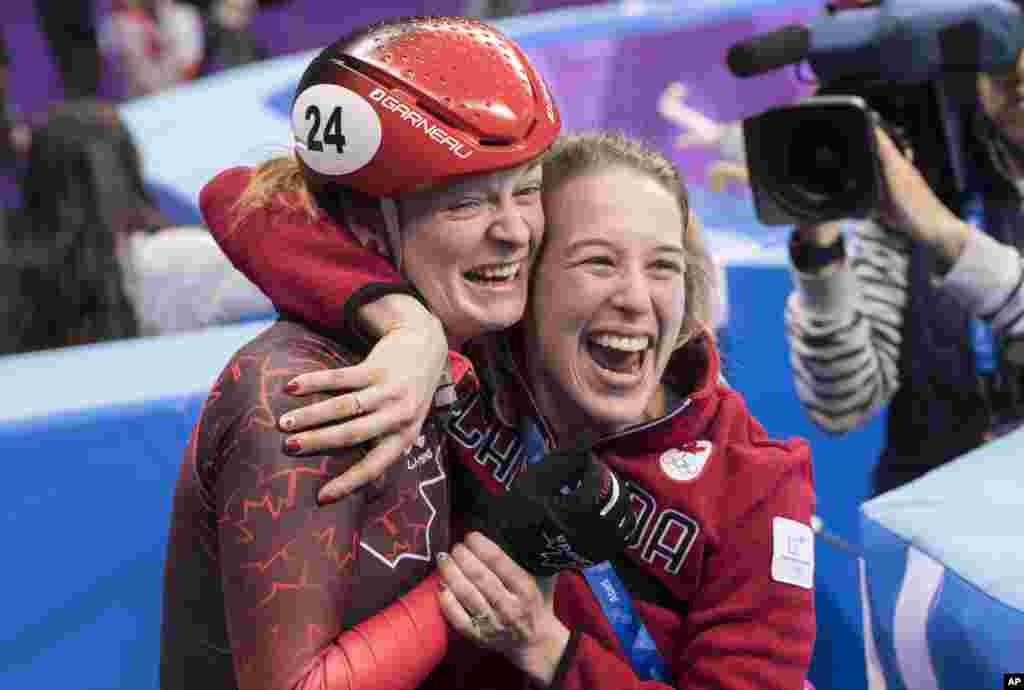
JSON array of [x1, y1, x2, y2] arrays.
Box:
[[469, 262, 520, 280], [590, 333, 649, 352], [481, 263, 519, 278]]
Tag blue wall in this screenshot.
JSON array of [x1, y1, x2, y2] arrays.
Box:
[[0, 323, 270, 689]]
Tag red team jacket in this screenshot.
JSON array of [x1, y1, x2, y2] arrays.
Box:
[[432, 330, 816, 690], [199, 167, 817, 690]]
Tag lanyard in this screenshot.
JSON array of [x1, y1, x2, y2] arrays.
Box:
[[582, 561, 673, 682], [518, 415, 672, 682], [519, 414, 548, 466]]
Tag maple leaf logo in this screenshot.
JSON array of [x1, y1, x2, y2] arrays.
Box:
[[359, 442, 446, 569]]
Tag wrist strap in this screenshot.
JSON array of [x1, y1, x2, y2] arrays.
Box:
[[789, 231, 846, 273]]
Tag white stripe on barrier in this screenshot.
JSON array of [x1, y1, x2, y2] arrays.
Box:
[[859, 557, 889, 690], [893, 547, 944, 690]]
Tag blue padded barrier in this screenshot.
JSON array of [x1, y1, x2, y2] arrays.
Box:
[[0, 322, 272, 689], [860, 429, 1024, 690]]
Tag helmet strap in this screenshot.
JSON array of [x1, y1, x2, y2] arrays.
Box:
[[380, 196, 402, 272]]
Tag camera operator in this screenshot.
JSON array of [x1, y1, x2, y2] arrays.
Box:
[[785, 49, 1024, 495]]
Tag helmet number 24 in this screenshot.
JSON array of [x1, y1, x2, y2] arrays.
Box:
[[305, 105, 347, 154]]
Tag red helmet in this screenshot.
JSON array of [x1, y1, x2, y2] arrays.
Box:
[[291, 16, 561, 198]]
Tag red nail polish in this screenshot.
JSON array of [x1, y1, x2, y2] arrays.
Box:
[[284, 438, 302, 454], [285, 381, 300, 394]]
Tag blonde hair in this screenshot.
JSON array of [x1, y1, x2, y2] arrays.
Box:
[[541, 131, 714, 347], [230, 155, 321, 228]]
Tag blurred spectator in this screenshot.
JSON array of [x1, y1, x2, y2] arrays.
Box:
[[98, 0, 204, 99], [0, 100, 271, 356], [0, 101, 151, 354], [33, 0, 102, 99], [126, 225, 274, 334], [198, 0, 268, 77], [0, 32, 12, 165], [179, 0, 291, 10], [0, 34, 30, 210], [0, 33, 16, 202], [179, 0, 214, 10]]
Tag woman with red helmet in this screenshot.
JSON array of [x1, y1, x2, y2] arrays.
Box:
[[159, 16, 559, 690]]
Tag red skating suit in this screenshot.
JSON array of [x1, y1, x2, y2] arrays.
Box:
[[437, 329, 816, 690], [160, 319, 454, 690], [160, 167, 463, 690]]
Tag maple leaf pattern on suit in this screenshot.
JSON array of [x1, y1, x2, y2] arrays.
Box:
[[360, 434, 448, 568], [167, 321, 453, 690], [207, 333, 366, 612]]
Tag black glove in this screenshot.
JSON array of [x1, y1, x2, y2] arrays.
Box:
[[466, 447, 638, 576]]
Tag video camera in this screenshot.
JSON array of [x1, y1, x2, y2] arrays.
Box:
[[729, 0, 1024, 226]]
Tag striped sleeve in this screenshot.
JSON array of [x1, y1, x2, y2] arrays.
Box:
[[939, 228, 1024, 341], [784, 222, 908, 434]]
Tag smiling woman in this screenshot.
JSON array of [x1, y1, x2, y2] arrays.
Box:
[[524, 139, 694, 439], [398, 161, 544, 350], [425, 132, 816, 690], [159, 16, 561, 690]]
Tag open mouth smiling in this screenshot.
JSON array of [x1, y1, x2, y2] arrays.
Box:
[[586, 332, 652, 376], [463, 260, 524, 285]]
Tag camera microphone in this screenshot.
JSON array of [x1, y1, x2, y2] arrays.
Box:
[[726, 24, 811, 78], [728, 0, 1024, 83]]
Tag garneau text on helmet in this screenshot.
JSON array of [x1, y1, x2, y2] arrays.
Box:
[[369, 88, 473, 160]]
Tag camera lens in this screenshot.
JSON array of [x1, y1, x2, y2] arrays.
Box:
[[743, 96, 882, 225], [785, 121, 853, 202]]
